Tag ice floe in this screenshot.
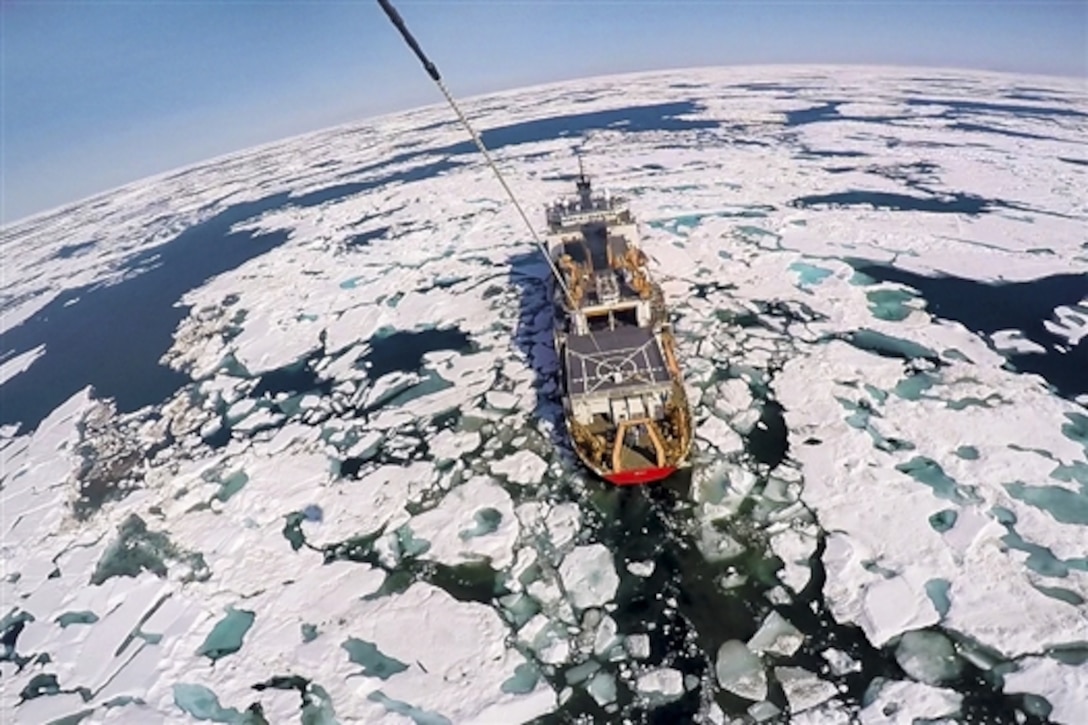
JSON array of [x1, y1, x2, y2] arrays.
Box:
[[1, 65, 1085, 723]]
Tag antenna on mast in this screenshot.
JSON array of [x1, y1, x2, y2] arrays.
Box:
[[374, 0, 574, 304]]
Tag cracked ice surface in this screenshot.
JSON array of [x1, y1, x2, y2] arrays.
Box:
[[2, 66, 1087, 723]]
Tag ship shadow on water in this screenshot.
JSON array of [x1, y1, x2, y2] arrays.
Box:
[[506, 246, 700, 494], [508, 249, 574, 467], [504, 265, 1045, 720], [507, 246, 775, 720]]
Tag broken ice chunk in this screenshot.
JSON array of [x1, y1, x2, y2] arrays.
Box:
[[520, 615, 570, 665], [769, 526, 816, 593], [544, 503, 581, 549], [429, 428, 481, 465], [587, 671, 617, 706], [564, 660, 600, 685], [748, 700, 782, 722], [491, 450, 547, 485], [625, 634, 651, 660], [636, 667, 684, 702], [776, 666, 838, 714], [716, 640, 768, 701], [860, 678, 962, 724], [747, 610, 804, 657], [626, 560, 655, 577], [861, 573, 940, 646], [363, 371, 422, 409], [559, 544, 619, 610], [696, 520, 746, 563], [484, 390, 520, 412], [822, 648, 861, 675], [894, 629, 964, 685], [699, 414, 744, 455], [593, 614, 621, 657]]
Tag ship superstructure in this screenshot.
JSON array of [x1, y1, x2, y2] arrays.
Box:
[[376, 0, 692, 484], [547, 165, 693, 484]]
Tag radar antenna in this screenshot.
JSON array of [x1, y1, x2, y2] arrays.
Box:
[[375, 0, 574, 305]]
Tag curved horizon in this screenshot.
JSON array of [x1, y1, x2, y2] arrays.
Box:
[[3, 61, 1086, 229], [2, 0, 1084, 225]]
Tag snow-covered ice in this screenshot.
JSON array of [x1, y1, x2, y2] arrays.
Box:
[[2, 65, 1085, 723]]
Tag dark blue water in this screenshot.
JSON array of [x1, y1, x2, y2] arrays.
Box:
[[54, 240, 97, 260], [853, 264, 1088, 400], [438, 101, 719, 156], [1, 150, 489, 435], [791, 190, 996, 214], [250, 352, 332, 399], [950, 122, 1055, 141], [783, 101, 906, 129], [346, 226, 391, 248], [728, 83, 808, 93], [799, 149, 870, 159], [355, 328, 473, 381], [303, 158, 464, 207], [334, 103, 716, 188], [904, 98, 1087, 121], [785, 102, 844, 126], [906, 77, 967, 84], [1005, 89, 1077, 103], [838, 328, 942, 365], [0, 195, 294, 434], [746, 400, 789, 468]]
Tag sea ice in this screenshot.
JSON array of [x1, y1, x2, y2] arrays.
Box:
[[747, 610, 804, 657], [715, 640, 768, 701], [626, 560, 655, 577], [559, 544, 620, 610], [485, 390, 521, 412], [544, 503, 581, 550], [636, 668, 684, 701], [1003, 654, 1088, 725], [894, 629, 964, 685], [491, 450, 548, 486], [776, 666, 838, 714], [859, 679, 962, 725], [768, 526, 816, 593], [698, 413, 744, 455], [592, 614, 621, 657], [625, 634, 651, 660], [3, 65, 1086, 724], [0, 344, 45, 387], [991, 329, 1048, 355], [409, 477, 518, 568], [586, 671, 617, 706]]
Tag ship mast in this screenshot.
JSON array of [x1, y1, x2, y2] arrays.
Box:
[[375, 0, 574, 304], [575, 155, 592, 210]]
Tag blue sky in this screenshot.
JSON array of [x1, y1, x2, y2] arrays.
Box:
[[2, 0, 1085, 224]]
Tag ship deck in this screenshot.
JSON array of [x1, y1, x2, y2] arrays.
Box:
[[559, 225, 631, 273], [565, 325, 671, 397]]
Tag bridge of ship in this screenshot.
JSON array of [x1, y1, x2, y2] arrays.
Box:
[[552, 221, 648, 308]]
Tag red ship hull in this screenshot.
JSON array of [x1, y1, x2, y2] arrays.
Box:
[[603, 466, 677, 486]]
